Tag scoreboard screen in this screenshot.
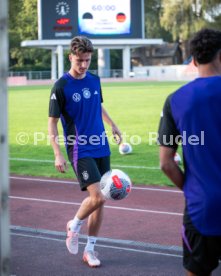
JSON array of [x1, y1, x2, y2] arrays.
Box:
[[39, 0, 144, 39]]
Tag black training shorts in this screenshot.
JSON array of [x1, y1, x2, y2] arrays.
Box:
[[182, 208, 221, 275], [72, 156, 110, 191]]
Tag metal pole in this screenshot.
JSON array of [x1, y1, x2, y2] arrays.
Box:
[[0, 0, 10, 275], [98, 48, 110, 78], [123, 46, 130, 78], [57, 45, 64, 78], [51, 48, 57, 80]]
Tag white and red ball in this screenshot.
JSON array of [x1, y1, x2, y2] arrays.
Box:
[[100, 169, 132, 200]]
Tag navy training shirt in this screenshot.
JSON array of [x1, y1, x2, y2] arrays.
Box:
[[158, 76, 221, 235], [49, 72, 110, 165]]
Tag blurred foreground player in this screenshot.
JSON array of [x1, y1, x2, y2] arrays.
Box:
[[158, 29, 221, 276]]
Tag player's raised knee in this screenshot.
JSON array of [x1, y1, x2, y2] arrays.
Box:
[[91, 194, 105, 208]]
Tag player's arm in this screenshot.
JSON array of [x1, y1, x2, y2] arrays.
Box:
[[159, 146, 184, 190], [158, 94, 184, 190], [101, 105, 122, 144], [48, 117, 68, 173], [48, 85, 67, 173]]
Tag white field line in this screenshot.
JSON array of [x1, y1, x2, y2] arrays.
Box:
[[9, 157, 160, 170], [11, 232, 182, 258], [10, 176, 182, 194], [10, 196, 182, 216], [11, 224, 182, 252]]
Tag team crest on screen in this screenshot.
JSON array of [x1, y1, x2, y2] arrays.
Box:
[[83, 88, 91, 99], [82, 171, 89, 181], [56, 2, 70, 16], [72, 93, 81, 102]]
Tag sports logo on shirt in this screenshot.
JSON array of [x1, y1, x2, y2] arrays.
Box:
[[83, 88, 91, 99], [72, 93, 81, 102], [51, 93, 57, 100], [82, 171, 89, 181]]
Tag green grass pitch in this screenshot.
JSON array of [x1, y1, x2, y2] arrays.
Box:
[[9, 81, 186, 186]]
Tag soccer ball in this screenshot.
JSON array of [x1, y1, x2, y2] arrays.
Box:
[[100, 169, 132, 200], [174, 152, 182, 165], [119, 143, 132, 155]]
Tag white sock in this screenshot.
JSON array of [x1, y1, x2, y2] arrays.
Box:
[[70, 216, 84, 233], [84, 236, 97, 252]]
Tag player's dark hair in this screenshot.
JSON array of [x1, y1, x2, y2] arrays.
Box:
[[190, 28, 221, 64], [70, 36, 94, 55]]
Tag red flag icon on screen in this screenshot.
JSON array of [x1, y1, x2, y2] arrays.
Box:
[[116, 13, 126, 22]]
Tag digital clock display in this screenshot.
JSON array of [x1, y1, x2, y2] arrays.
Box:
[[78, 0, 131, 36]]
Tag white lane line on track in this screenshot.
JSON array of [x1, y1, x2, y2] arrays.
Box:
[[10, 196, 182, 216], [10, 176, 182, 193], [11, 233, 182, 258], [9, 157, 160, 170], [11, 225, 182, 252]]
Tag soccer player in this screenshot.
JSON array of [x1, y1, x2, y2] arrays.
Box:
[[48, 36, 122, 267], [158, 28, 221, 276]]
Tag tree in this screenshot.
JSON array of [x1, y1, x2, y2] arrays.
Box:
[[9, 0, 51, 71], [161, 0, 206, 41], [145, 0, 172, 41], [160, 0, 221, 59], [9, 0, 23, 68]]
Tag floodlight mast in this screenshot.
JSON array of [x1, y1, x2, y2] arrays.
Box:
[[0, 0, 10, 275]]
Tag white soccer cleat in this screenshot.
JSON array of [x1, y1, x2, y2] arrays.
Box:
[[83, 251, 101, 267], [66, 220, 79, 254]]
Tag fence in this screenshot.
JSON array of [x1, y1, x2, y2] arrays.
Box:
[[8, 69, 124, 80], [8, 71, 51, 80], [133, 64, 198, 81]]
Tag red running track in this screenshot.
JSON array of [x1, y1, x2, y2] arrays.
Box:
[[10, 175, 184, 247], [10, 175, 221, 276]]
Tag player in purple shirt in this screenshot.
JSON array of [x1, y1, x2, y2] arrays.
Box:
[[158, 29, 221, 276], [48, 36, 122, 267]]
